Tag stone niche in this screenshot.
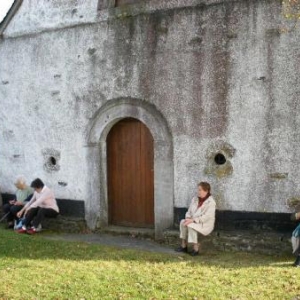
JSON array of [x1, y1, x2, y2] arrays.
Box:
[[42, 148, 61, 173], [204, 141, 236, 178]]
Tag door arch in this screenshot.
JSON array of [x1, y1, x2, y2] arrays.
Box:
[[107, 118, 154, 227], [86, 97, 174, 239]]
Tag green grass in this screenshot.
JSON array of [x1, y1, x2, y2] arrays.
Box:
[[0, 228, 299, 300]]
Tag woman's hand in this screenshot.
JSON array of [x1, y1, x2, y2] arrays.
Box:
[[17, 210, 23, 218], [14, 201, 23, 206], [17, 208, 27, 218], [183, 219, 194, 226]]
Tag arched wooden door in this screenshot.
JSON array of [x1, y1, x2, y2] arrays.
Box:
[[107, 118, 154, 228]]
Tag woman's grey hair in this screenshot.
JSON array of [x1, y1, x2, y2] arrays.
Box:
[[15, 175, 26, 185]]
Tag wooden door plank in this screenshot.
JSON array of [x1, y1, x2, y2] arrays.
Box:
[[107, 118, 154, 227]]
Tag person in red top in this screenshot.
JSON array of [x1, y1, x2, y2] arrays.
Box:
[[16, 178, 59, 234]]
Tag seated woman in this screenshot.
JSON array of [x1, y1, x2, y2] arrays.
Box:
[[3, 176, 33, 228], [16, 178, 59, 234], [176, 182, 216, 256]]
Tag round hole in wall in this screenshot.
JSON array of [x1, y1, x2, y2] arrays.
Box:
[[49, 156, 57, 166], [214, 153, 226, 165]]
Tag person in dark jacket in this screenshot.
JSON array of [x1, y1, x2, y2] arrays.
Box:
[[291, 212, 300, 267]]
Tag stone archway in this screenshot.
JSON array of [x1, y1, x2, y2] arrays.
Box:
[[86, 97, 173, 239]]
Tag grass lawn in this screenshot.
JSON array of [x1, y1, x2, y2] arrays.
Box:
[[0, 227, 299, 300]]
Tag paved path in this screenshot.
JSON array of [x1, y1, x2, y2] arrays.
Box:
[[43, 233, 178, 255]]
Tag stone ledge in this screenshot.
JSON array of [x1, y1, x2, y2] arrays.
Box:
[[163, 229, 293, 256], [94, 226, 294, 256], [42, 215, 87, 233]]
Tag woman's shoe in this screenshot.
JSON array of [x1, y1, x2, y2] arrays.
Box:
[[17, 227, 27, 234], [26, 227, 37, 235], [175, 246, 188, 253], [189, 250, 199, 256]]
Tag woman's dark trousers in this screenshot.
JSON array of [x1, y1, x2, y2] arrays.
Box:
[[3, 204, 23, 223], [23, 207, 58, 228]]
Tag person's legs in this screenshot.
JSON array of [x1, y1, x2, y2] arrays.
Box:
[[175, 220, 189, 252], [10, 205, 23, 222], [31, 208, 58, 228], [179, 219, 188, 248], [187, 226, 198, 244], [22, 207, 39, 227], [187, 226, 199, 255]]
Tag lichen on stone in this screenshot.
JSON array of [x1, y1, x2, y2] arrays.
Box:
[[286, 197, 300, 208], [269, 172, 288, 180]]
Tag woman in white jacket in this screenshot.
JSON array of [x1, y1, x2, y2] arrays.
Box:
[[176, 182, 216, 256]]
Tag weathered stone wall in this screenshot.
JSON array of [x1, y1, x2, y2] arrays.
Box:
[[1, 0, 300, 230]]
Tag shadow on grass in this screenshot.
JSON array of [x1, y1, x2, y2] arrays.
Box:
[[0, 227, 295, 268]]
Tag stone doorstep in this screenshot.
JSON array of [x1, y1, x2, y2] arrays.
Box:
[[100, 225, 155, 239]]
